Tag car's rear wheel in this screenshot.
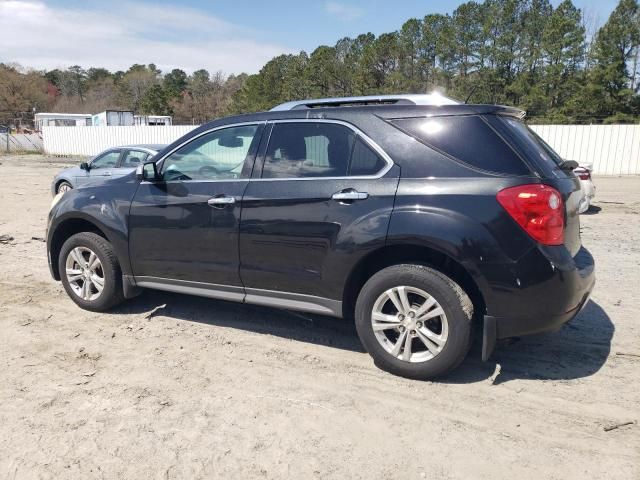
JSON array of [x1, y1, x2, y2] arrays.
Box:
[[355, 264, 473, 379], [58, 232, 125, 311], [57, 181, 73, 194]]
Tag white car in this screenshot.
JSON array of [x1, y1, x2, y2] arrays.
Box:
[[574, 162, 596, 213]]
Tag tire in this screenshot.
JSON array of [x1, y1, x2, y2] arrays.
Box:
[[58, 232, 125, 312], [57, 181, 73, 194], [355, 264, 473, 380]]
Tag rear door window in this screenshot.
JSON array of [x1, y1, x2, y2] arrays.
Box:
[[262, 122, 387, 178], [349, 137, 387, 176], [390, 115, 530, 175], [121, 150, 149, 168]]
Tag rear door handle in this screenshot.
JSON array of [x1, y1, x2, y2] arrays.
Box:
[[104, 171, 111, 176], [208, 196, 236, 207], [332, 190, 369, 201]]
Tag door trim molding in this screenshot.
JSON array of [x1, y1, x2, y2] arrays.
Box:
[[244, 287, 342, 317], [135, 276, 245, 302], [132, 276, 343, 318]]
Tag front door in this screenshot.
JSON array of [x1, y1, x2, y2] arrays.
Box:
[[129, 124, 264, 294], [77, 149, 122, 186], [239, 120, 399, 309]]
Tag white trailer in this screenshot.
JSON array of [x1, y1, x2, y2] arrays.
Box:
[[34, 113, 92, 130], [91, 110, 134, 126], [134, 115, 173, 126]]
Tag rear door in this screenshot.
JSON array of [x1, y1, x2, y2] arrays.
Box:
[[129, 123, 263, 291], [239, 120, 399, 307], [114, 149, 150, 178]]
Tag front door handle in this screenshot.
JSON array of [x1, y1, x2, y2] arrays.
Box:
[[208, 196, 236, 207], [104, 171, 111, 176], [332, 190, 369, 201]]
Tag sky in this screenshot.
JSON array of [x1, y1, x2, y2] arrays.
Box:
[[0, 0, 622, 75]]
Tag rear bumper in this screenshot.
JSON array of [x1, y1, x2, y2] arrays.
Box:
[[480, 245, 595, 357]]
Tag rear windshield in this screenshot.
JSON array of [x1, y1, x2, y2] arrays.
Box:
[[490, 116, 570, 178], [390, 115, 530, 175]]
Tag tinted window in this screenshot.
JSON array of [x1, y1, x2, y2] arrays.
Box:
[[91, 150, 120, 169], [391, 116, 530, 175], [349, 138, 386, 176], [498, 117, 565, 173], [263, 122, 387, 178], [161, 125, 258, 181], [121, 150, 149, 168], [263, 123, 354, 178]]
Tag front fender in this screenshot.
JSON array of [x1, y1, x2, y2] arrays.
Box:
[[47, 178, 139, 278]]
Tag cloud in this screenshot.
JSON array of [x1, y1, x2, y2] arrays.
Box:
[[0, 0, 291, 74], [325, 1, 364, 21]]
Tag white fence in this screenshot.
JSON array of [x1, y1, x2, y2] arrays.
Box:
[[530, 125, 640, 175], [1, 133, 43, 153], [42, 126, 197, 156], [42, 124, 640, 175]]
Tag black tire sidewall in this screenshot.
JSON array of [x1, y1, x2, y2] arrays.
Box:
[[355, 264, 472, 379], [58, 233, 121, 312]]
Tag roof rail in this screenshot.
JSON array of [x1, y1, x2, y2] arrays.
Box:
[[270, 93, 459, 111]]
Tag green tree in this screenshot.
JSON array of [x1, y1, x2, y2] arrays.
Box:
[[586, 0, 640, 118], [540, 0, 585, 117], [163, 69, 188, 98], [139, 84, 170, 115]]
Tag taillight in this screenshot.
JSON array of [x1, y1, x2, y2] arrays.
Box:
[[497, 184, 564, 246], [574, 168, 591, 181]]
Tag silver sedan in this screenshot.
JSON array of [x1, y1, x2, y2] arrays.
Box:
[[51, 144, 165, 195]]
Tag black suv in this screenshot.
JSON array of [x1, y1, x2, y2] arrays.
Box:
[[47, 94, 595, 379]]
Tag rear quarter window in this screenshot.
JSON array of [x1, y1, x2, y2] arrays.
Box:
[[490, 116, 570, 179], [390, 115, 531, 175]]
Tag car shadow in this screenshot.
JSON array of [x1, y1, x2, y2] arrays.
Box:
[[113, 294, 612, 384], [445, 300, 613, 384], [112, 289, 366, 353]]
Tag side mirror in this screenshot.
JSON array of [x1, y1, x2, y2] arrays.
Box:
[[137, 161, 160, 182], [79, 162, 90, 171]]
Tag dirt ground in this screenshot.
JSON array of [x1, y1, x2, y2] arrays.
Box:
[[0, 154, 638, 480]]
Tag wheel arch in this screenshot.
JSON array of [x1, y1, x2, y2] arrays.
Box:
[[342, 243, 486, 321], [49, 216, 112, 280], [54, 177, 73, 193]]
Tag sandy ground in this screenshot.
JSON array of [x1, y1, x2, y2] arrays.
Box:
[[0, 154, 638, 480]]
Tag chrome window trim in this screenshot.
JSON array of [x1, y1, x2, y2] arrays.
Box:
[[255, 118, 395, 181], [143, 118, 395, 184]]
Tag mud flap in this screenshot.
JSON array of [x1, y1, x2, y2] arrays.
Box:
[[482, 316, 497, 361], [123, 275, 142, 299]]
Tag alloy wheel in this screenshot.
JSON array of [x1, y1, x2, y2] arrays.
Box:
[[65, 247, 105, 301], [371, 286, 449, 363]]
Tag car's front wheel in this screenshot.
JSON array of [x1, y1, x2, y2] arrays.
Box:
[[58, 232, 125, 311], [57, 181, 73, 194], [355, 264, 473, 379]]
